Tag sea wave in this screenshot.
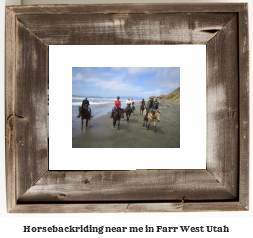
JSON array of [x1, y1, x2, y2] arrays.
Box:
[[72, 97, 116, 101], [72, 97, 98, 100], [72, 102, 112, 105]]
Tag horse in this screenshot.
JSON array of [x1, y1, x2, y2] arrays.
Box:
[[125, 104, 132, 122], [112, 107, 124, 130], [78, 105, 91, 128], [140, 104, 145, 114], [143, 108, 161, 133], [154, 103, 159, 110]]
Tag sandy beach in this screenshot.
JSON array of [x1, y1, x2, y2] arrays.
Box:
[[72, 104, 180, 148]]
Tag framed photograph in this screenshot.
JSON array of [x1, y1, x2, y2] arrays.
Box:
[[5, 4, 249, 212]]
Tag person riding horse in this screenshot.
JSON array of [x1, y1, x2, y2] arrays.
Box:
[[125, 98, 133, 111], [154, 99, 159, 109], [131, 98, 135, 111], [82, 97, 91, 112], [110, 96, 122, 118], [141, 98, 145, 107], [140, 98, 146, 114], [77, 97, 91, 118], [144, 96, 155, 120]]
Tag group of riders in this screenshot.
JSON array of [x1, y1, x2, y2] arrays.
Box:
[[77, 96, 159, 120], [110, 97, 136, 118]]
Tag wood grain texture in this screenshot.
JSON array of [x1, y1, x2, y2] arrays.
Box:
[[18, 170, 236, 202], [5, 3, 249, 213], [16, 13, 236, 45], [10, 202, 247, 213], [5, 7, 17, 212], [15, 20, 48, 200], [206, 16, 239, 198], [125, 202, 248, 213], [238, 4, 249, 208], [7, 3, 246, 15]]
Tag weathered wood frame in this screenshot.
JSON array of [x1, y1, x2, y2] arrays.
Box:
[[5, 4, 249, 213]]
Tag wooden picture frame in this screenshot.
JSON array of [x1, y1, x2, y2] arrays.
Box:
[[5, 3, 249, 213]]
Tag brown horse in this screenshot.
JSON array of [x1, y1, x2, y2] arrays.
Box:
[[78, 105, 91, 128], [140, 104, 145, 114], [125, 104, 132, 122], [112, 107, 124, 130], [143, 108, 161, 133]]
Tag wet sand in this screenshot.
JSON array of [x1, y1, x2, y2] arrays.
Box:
[[72, 104, 180, 148]]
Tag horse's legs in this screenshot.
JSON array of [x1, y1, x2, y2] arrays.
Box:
[[81, 115, 83, 129], [154, 121, 156, 133], [118, 119, 120, 130], [86, 119, 88, 127]]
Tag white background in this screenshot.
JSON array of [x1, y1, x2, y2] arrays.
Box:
[[49, 45, 206, 170], [0, 0, 252, 237]]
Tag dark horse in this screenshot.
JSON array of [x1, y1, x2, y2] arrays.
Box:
[[140, 104, 145, 114], [78, 105, 91, 128], [112, 107, 124, 130], [125, 104, 132, 122]]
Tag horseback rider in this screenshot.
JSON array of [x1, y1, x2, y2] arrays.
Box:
[[82, 97, 89, 108], [141, 98, 145, 106], [82, 97, 92, 114], [144, 96, 154, 119], [125, 98, 133, 111], [154, 98, 159, 109], [77, 97, 91, 118], [140, 98, 146, 112], [131, 98, 135, 111], [131, 98, 135, 106], [110, 96, 122, 118]]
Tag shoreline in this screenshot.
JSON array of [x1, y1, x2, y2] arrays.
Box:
[[72, 104, 180, 148]]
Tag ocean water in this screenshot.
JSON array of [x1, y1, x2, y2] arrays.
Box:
[[72, 96, 115, 106]]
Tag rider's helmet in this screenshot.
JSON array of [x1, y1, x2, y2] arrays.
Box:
[[117, 96, 120, 99], [85, 97, 87, 99], [150, 96, 153, 99]]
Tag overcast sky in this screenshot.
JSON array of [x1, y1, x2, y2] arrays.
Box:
[[72, 67, 180, 98]]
